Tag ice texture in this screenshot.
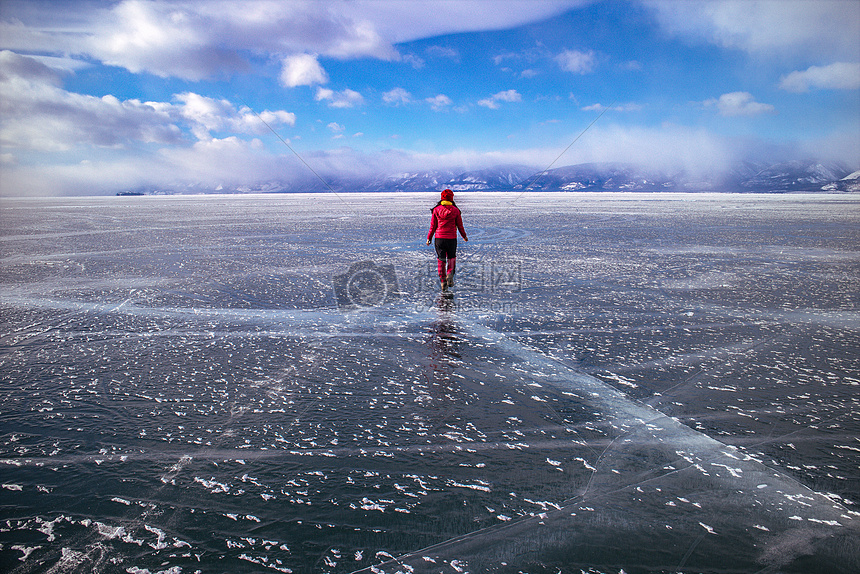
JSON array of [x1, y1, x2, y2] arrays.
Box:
[[1, 192, 859, 573]]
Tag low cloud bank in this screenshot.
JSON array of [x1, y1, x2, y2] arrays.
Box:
[[3, 126, 856, 196]]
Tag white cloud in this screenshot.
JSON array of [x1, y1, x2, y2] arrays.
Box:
[[798, 130, 860, 168], [0, 52, 294, 151], [493, 51, 519, 66], [315, 88, 334, 102], [0, 49, 63, 86], [478, 89, 522, 109], [0, 0, 584, 81], [172, 92, 236, 138], [644, 0, 860, 59], [315, 87, 364, 108], [256, 109, 297, 128], [426, 94, 453, 111], [2, 135, 313, 196], [160, 92, 295, 140], [1, 0, 396, 81], [86, 0, 249, 81], [0, 18, 77, 55], [561, 123, 738, 176], [401, 53, 425, 69], [26, 55, 92, 74], [327, 122, 345, 133], [321, 16, 396, 60], [291, 122, 743, 179], [344, 0, 588, 45], [280, 54, 328, 87], [779, 62, 860, 93], [582, 102, 643, 113], [703, 92, 776, 117], [426, 45, 459, 61], [159, 136, 275, 182], [0, 52, 181, 151], [382, 87, 412, 106], [556, 49, 597, 74]]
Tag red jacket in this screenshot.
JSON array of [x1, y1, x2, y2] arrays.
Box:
[[428, 203, 466, 240]]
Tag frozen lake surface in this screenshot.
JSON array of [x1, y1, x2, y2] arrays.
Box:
[[1, 192, 859, 573]]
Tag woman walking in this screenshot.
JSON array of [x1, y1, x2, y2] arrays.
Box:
[[427, 189, 468, 291]]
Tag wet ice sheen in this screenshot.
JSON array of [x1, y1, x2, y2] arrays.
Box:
[[1, 192, 859, 573]]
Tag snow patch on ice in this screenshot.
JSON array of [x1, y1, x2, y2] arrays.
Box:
[[12, 544, 41, 561]]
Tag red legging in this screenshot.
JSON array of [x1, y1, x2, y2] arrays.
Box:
[[437, 257, 456, 280]]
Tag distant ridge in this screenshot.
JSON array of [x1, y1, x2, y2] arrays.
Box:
[[513, 160, 856, 193], [445, 165, 538, 191], [734, 160, 855, 193], [824, 170, 860, 192], [123, 159, 859, 195]]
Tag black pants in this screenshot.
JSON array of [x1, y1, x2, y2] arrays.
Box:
[[434, 238, 457, 280], [434, 237, 457, 260]]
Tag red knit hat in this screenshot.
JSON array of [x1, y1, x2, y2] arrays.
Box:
[[441, 189, 454, 201]]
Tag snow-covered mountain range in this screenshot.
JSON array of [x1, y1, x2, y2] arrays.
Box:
[[133, 160, 859, 195]]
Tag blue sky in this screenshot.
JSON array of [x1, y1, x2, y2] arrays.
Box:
[[1, 0, 858, 195]]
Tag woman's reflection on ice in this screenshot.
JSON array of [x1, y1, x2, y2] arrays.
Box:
[[423, 293, 462, 405]]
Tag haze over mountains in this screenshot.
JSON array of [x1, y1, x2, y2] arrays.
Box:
[[128, 159, 860, 195]]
